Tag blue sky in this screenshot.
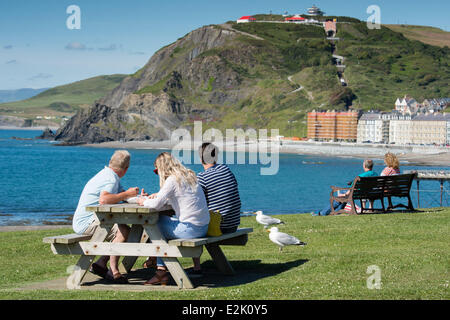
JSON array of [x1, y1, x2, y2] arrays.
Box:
[[0, 0, 449, 90]]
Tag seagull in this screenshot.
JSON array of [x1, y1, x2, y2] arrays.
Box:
[[253, 211, 285, 228], [267, 227, 307, 252]]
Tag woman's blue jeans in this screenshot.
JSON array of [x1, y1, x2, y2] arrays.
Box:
[[319, 200, 346, 216], [156, 215, 208, 267]]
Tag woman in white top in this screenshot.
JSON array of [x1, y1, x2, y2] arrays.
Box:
[[138, 152, 210, 285]]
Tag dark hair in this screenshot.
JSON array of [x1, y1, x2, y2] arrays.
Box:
[[199, 142, 218, 165]]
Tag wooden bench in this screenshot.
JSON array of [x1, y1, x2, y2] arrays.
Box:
[[168, 228, 252, 275], [329, 173, 416, 215], [43, 227, 253, 287]]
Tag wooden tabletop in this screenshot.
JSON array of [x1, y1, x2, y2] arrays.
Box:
[[86, 203, 174, 214]]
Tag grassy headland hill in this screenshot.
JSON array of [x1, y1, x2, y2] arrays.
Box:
[[335, 22, 450, 110], [385, 24, 450, 48], [47, 16, 449, 142], [0, 74, 126, 125]]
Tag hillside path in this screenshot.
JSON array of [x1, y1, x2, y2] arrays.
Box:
[[219, 23, 265, 40], [287, 76, 314, 100]]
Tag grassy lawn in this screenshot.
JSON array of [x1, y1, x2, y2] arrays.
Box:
[[0, 208, 449, 300]]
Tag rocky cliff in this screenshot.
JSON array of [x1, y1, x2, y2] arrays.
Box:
[[55, 25, 247, 143]]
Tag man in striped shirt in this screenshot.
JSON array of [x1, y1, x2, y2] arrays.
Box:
[[190, 142, 241, 276]]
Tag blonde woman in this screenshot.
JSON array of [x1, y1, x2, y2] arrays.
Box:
[[381, 152, 400, 176], [138, 152, 210, 285], [381, 152, 400, 209]]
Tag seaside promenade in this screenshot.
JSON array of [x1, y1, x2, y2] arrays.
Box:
[[85, 139, 450, 167]]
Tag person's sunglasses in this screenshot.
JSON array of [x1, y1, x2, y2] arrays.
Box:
[[153, 168, 158, 175]]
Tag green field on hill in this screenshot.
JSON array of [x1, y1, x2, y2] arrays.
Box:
[[385, 24, 450, 48], [0, 74, 126, 120], [1, 208, 448, 300]]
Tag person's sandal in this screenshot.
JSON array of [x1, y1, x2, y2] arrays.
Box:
[[144, 270, 169, 286], [142, 257, 157, 269]]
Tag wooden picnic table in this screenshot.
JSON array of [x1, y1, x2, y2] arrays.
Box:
[[43, 203, 252, 289]]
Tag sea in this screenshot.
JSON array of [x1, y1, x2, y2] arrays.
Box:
[[0, 129, 449, 226]]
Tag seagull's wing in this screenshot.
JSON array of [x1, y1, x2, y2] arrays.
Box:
[[269, 233, 284, 247], [258, 214, 282, 225], [275, 232, 301, 245]]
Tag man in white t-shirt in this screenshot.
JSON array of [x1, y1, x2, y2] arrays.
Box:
[[73, 150, 142, 284]]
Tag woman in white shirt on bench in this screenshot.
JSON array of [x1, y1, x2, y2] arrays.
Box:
[[138, 152, 210, 285]]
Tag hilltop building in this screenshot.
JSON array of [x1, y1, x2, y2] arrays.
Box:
[[237, 16, 256, 23], [285, 16, 306, 23], [307, 5, 324, 16], [307, 110, 360, 142], [324, 19, 337, 37]]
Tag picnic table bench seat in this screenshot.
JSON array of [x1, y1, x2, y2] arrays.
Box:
[[43, 227, 252, 248], [43, 225, 253, 288], [43, 233, 92, 244]]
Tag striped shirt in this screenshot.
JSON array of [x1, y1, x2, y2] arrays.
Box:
[[197, 164, 241, 229]]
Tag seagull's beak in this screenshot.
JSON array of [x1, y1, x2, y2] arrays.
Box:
[[265, 229, 270, 233], [252, 212, 257, 215]]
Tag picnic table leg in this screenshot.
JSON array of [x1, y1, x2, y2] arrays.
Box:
[[119, 224, 146, 274], [205, 243, 235, 275], [143, 224, 194, 289], [66, 224, 112, 289], [162, 257, 195, 289]]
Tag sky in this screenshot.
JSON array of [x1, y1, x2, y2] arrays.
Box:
[[0, 0, 449, 90]]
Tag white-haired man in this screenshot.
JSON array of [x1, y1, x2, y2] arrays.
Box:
[[73, 150, 142, 284]]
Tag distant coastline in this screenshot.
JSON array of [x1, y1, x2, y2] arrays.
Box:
[[84, 139, 450, 167], [2, 126, 449, 166], [0, 125, 59, 131]]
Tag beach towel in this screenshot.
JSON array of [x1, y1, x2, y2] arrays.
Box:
[[344, 203, 362, 214]]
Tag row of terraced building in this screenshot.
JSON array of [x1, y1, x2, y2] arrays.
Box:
[[307, 109, 450, 146]]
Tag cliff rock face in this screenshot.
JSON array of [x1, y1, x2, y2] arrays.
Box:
[[55, 25, 246, 143]]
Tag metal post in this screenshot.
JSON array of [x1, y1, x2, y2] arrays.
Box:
[[416, 180, 420, 208]]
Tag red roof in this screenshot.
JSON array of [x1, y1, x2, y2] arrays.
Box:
[[239, 16, 255, 20], [285, 16, 305, 21]]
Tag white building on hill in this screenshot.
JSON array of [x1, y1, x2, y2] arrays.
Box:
[[307, 5, 324, 16], [394, 95, 419, 115], [237, 16, 256, 23]]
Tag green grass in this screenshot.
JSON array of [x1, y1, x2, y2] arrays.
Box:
[[0, 208, 449, 299], [385, 24, 450, 48], [0, 74, 126, 117]]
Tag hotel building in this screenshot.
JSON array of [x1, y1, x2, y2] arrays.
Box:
[[307, 110, 360, 141]]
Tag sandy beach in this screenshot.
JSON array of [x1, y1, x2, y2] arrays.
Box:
[[84, 139, 450, 167]]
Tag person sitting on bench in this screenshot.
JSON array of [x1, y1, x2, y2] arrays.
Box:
[[381, 152, 401, 209], [189, 142, 242, 277], [313, 159, 378, 216], [138, 152, 210, 285], [381, 152, 400, 176], [72, 150, 141, 284]]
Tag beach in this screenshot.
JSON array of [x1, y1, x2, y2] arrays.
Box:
[[84, 139, 450, 167]]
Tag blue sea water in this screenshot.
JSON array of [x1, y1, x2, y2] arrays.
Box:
[[0, 129, 449, 226]]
